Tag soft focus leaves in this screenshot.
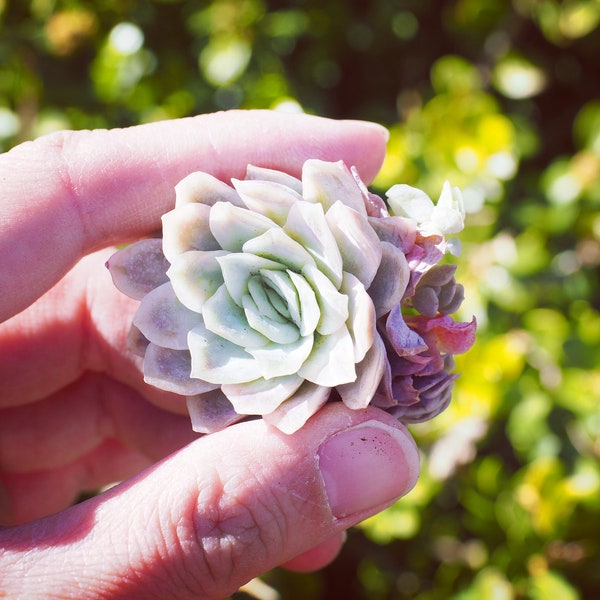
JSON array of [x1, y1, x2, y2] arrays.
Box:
[[1, 1, 599, 598]]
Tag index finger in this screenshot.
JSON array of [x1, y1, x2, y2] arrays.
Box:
[[0, 110, 388, 322]]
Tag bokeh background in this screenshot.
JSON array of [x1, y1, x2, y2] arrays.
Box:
[[2, 0, 599, 598]]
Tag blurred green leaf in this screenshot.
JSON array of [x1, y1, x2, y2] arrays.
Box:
[[452, 567, 515, 600], [528, 568, 580, 600]]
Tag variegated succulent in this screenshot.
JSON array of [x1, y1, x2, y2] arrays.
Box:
[[107, 159, 476, 434]]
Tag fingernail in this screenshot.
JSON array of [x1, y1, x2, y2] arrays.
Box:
[[318, 420, 419, 519]]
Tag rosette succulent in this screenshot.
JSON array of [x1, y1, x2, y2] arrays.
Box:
[[107, 159, 476, 434]]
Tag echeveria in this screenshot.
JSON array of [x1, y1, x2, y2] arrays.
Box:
[[107, 159, 476, 434]]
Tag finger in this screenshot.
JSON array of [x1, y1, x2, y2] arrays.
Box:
[[0, 110, 388, 321], [0, 438, 152, 525], [0, 373, 198, 474], [0, 373, 199, 525], [281, 532, 347, 572], [0, 404, 419, 599]]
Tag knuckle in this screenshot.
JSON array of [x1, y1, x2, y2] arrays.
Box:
[[161, 465, 292, 599]]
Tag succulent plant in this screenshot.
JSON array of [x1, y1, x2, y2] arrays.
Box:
[[107, 160, 476, 434]]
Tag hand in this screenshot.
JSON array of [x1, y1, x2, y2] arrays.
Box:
[[0, 110, 419, 599]]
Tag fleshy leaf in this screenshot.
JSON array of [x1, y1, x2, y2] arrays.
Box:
[[385, 305, 428, 357], [202, 284, 270, 348], [242, 293, 300, 345], [390, 372, 456, 423], [288, 270, 320, 336], [298, 326, 356, 386], [255, 269, 300, 327], [246, 274, 291, 323], [430, 181, 465, 235], [133, 282, 203, 350], [337, 333, 386, 409], [367, 241, 410, 318], [411, 286, 440, 318], [242, 227, 315, 272], [232, 178, 302, 225], [418, 264, 457, 287], [217, 253, 286, 306], [386, 181, 465, 238], [301, 264, 349, 335], [186, 390, 245, 434], [167, 250, 228, 314], [386, 184, 435, 222], [106, 239, 169, 300], [144, 343, 219, 395], [405, 235, 447, 288], [371, 349, 396, 409], [340, 271, 375, 362], [284, 201, 343, 289], [407, 314, 477, 354], [441, 283, 465, 314], [247, 334, 314, 379], [127, 324, 150, 357], [162, 203, 219, 262], [175, 171, 244, 208], [222, 373, 304, 415], [262, 381, 331, 434], [209, 201, 276, 252], [245, 164, 303, 194], [325, 200, 382, 288], [351, 165, 389, 217], [302, 159, 366, 215], [188, 322, 260, 384]]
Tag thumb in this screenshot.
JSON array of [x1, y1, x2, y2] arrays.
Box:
[[0, 404, 419, 600]]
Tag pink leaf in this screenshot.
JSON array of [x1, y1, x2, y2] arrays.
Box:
[[407, 314, 477, 354], [385, 305, 428, 356]]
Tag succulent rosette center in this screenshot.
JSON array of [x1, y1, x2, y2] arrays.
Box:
[[169, 189, 377, 411], [107, 159, 476, 434]]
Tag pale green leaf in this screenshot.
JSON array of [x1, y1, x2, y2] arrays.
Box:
[[167, 250, 228, 313], [209, 201, 276, 252], [222, 373, 304, 415], [298, 326, 356, 386], [188, 322, 259, 384], [325, 200, 382, 287], [284, 201, 343, 288], [202, 284, 270, 349]]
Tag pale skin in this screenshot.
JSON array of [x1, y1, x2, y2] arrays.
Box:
[[0, 110, 420, 599]]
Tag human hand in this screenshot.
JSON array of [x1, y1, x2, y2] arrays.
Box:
[[0, 110, 419, 599]]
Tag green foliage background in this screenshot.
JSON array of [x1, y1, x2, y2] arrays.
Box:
[[2, 0, 599, 598]]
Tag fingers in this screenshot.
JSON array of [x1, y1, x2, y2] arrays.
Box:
[[0, 438, 152, 525], [0, 373, 198, 473], [0, 374, 199, 525], [0, 110, 388, 321], [0, 404, 419, 599]]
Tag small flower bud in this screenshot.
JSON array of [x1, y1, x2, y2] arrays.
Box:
[[411, 264, 465, 317]]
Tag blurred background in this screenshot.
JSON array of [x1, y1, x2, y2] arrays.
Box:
[[1, 0, 599, 598]]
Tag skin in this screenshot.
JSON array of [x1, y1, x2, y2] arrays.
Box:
[[0, 110, 419, 599]]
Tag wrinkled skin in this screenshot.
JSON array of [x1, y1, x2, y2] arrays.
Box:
[[0, 111, 420, 599]]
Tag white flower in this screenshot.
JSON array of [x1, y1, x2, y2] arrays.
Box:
[[385, 180, 465, 237]]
